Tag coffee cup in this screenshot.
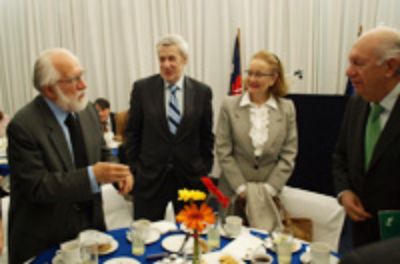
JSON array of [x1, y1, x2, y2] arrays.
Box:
[[56, 239, 80, 263], [251, 253, 272, 264], [224, 216, 242, 237], [310, 242, 330, 264]]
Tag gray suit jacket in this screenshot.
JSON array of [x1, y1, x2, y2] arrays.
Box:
[[216, 95, 298, 198], [7, 96, 112, 263]]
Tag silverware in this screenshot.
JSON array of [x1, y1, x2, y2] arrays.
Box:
[[177, 233, 190, 255]]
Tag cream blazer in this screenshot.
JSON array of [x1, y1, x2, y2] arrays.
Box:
[[216, 95, 298, 198]]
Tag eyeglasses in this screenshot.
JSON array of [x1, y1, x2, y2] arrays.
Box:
[[57, 72, 85, 85], [245, 70, 275, 78]]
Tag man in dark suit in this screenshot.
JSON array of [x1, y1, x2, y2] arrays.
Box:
[[340, 237, 400, 264], [94, 97, 117, 134], [125, 34, 214, 221], [7, 48, 133, 263], [333, 26, 400, 247]]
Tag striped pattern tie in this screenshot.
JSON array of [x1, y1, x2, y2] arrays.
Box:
[[168, 85, 181, 134]]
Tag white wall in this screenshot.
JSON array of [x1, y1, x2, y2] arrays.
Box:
[[1, 0, 400, 117]]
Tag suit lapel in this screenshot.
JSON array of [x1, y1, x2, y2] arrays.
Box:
[[263, 102, 283, 154], [176, 77, 194, 137], [369, 97, 400, 170], [36, 97, 74, 169], [353, 99, 369, 174], [78, 108, 94, 164], [152, 76, 171, 138], [234, 98, 254, 158]]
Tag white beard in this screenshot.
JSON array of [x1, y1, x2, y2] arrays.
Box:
[[53, 85, 88, 112]]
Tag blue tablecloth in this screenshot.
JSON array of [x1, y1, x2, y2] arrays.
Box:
[[32, 228, 320, 264]]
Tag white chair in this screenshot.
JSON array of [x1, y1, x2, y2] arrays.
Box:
[[279, 186, 345, 251], [101, 184, 132, 230], [0, 196, 9, 263]]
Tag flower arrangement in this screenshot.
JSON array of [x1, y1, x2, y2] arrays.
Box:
[[176, 188, 215, 264]]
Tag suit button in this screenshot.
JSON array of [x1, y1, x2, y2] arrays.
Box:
[[74, 204, 82, 212], [254, 164, 259, 170]]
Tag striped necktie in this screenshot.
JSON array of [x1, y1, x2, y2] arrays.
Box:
[[365, 103, 384, 169], [168, 85, 181, 134]]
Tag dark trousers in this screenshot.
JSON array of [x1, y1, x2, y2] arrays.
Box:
[[133, 169, 185, 221], [352, 217, 379, 248]]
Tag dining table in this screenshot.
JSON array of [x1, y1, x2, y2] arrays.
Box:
[[32, 223, 340, 264]]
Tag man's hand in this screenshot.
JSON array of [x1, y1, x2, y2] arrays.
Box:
[[117, 172, 134, 195], [93, 162, 132, 184], [340, 190, 372, 222]]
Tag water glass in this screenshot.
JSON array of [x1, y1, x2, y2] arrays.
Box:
[[273, 231, 293, 264], [130, 222, 145, 256], [207, 224, 220, 249], [310, 242, 330, 264]]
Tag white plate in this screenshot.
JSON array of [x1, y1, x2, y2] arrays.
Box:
[[180, 224, 209, 235], [220, 226, 247, 239], [300, 251, 339, 264], [126, 228, 161, 244], [99, 238, 119, 255], [264, 237, 302, 253], [104, 257, 140, 264], [161, 234, 195, 253]]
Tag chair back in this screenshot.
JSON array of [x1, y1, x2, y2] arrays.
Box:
[[280, 186, 345, 251]]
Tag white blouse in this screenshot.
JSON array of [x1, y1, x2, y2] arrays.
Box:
[[240, 92, 278, 156]]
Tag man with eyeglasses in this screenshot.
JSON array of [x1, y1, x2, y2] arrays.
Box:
[[6, 48, 133, 263]]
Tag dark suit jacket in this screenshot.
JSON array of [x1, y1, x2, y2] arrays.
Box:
[[333, 96, 400, 244], [125, 74, 214, 200], [340, 237, 400, 264], [6, 96, 112, 263], [110, 112, 117, 134]]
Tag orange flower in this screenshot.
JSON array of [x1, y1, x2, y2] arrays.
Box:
[[176, 203, 215, 233]]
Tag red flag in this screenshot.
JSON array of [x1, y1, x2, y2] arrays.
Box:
[[201, 177, 230, 208]]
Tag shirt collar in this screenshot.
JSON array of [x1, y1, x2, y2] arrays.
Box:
[[377, 82, 400, 112], [239, 92, 278, 109], [43, 97, 69, 124], [164, 75, 185, 91]]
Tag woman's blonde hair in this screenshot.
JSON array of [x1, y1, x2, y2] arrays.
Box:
[[248, 50, 289, 97]]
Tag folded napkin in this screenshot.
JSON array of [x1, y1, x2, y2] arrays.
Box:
[[151, 220, 178, 234], [221, 231, 263, 259]]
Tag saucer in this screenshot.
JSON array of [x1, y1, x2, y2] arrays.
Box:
[[220, 226, 247, 239], [300, 251, 339, 264], [126, 228, 161, 244], [264, 237, 302, 253], [99, 238, 119, 255]]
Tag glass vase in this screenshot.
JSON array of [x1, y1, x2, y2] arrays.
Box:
[[192, 230, 201, 264]]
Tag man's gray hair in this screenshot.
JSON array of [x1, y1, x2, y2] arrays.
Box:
[[364, 27, 400, 64], [156, 34, 189, 59], [33, 48, 78, 91]]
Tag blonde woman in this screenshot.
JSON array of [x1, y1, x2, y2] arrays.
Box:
[[216, 50, 298, 229]]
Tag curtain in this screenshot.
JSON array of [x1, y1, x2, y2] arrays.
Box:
[[1, 0, 400, 116]]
